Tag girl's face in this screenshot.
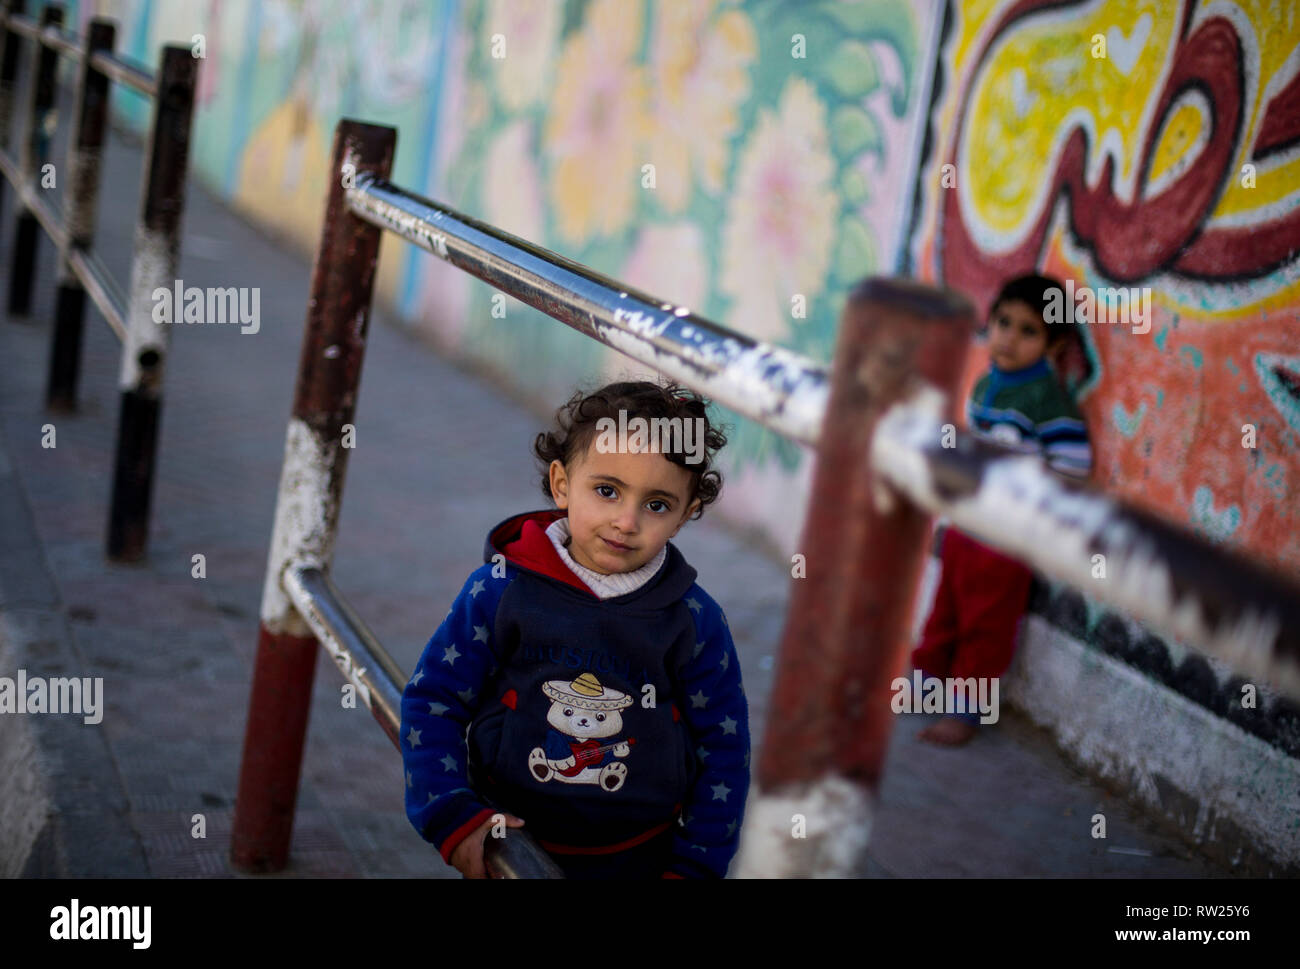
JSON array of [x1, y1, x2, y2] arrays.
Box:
[[988, 298, 1050, 372], [549, 442, 700, 575]]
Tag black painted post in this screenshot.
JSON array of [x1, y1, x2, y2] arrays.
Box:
[[46, 18, 115, 412], [107, 46, 196, 562], [0, 0, 26, 227], [7, 2, 60, 316]]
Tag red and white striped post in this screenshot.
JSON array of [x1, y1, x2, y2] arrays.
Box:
[[230, 119, 396, 872], [736, 279, 974, 877]]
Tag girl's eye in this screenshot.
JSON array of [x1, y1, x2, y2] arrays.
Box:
[[647, 499, 669, 514], [596, 484, 616, 499]]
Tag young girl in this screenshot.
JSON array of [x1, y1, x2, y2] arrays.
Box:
[[400, 380, 750, 877], [913, 274, 1092, 745]]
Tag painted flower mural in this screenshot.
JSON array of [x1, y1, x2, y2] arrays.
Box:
[[601, 222, 711, 384], [622, 223, 710, 314], [720, 79, 838, 345], [162, 0, 923, 511], [439, 0, 923, 477], [483, 120, 545, 244], [484, 0, 562, 112], [543, 0, 650, 245], [648, 0, 757, 213]]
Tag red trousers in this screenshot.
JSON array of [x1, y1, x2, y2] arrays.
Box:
[[912, 527, 1033, 681]]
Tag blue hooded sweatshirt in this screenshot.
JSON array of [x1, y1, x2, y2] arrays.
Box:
[[400, 508, 750, 878]]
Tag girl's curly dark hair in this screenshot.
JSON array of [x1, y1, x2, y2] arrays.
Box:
[[533, 380, 728, 520]]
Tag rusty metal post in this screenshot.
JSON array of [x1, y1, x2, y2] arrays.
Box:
[[45, 18, 114, 412], [735, 279, 974, 877], [106, 45, 196, 561], [7, 1, 58, 316], [230, 119, 396, 872], [0, 0, 26, 226]]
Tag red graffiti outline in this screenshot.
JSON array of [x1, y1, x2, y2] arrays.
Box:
[[937, 0, 1298, 307]]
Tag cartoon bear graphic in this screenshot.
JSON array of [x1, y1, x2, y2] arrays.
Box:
[[528, 672, 635, 792]]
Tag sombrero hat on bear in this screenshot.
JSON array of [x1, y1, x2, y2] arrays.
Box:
[[542, 672, 632, 711]]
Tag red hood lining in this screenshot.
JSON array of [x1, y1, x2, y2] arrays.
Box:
[[494, 511, 598, 598]]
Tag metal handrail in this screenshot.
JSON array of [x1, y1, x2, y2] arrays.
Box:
[[282, 564, 565, 878], [341, 171, 1300, 698], [5, 10, 73, 58], [88, 49, 156, 98], [1, 11, 159, 98], [345, 173, 830, 448], [872, 391, 1300, 697], [0, 142, 127, 340], [66, 247, 127, 342], [0, 4, 196, 561]]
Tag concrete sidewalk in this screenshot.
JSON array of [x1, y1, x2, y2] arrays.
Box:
[[0, 107, 1227, 878]]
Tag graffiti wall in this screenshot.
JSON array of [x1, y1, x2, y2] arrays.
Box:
[[90, 0, 940, 557], [422, 0, 937, 554], [87, 0, 1297, 746], [908, 0, 1300, 752], [910, 0, 1300, 573]]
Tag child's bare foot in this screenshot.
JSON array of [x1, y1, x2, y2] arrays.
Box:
[[918, 716, 978, 746]]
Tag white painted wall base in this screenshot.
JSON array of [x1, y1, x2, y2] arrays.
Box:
[[1005, 614, 1300, 872], [907, 547, 1299, 873]]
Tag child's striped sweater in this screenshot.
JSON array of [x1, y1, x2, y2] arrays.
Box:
[[967, 358, 1091, 477]]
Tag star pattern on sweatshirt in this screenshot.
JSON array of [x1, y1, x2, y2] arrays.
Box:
[[405, 566, 749, 877]]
